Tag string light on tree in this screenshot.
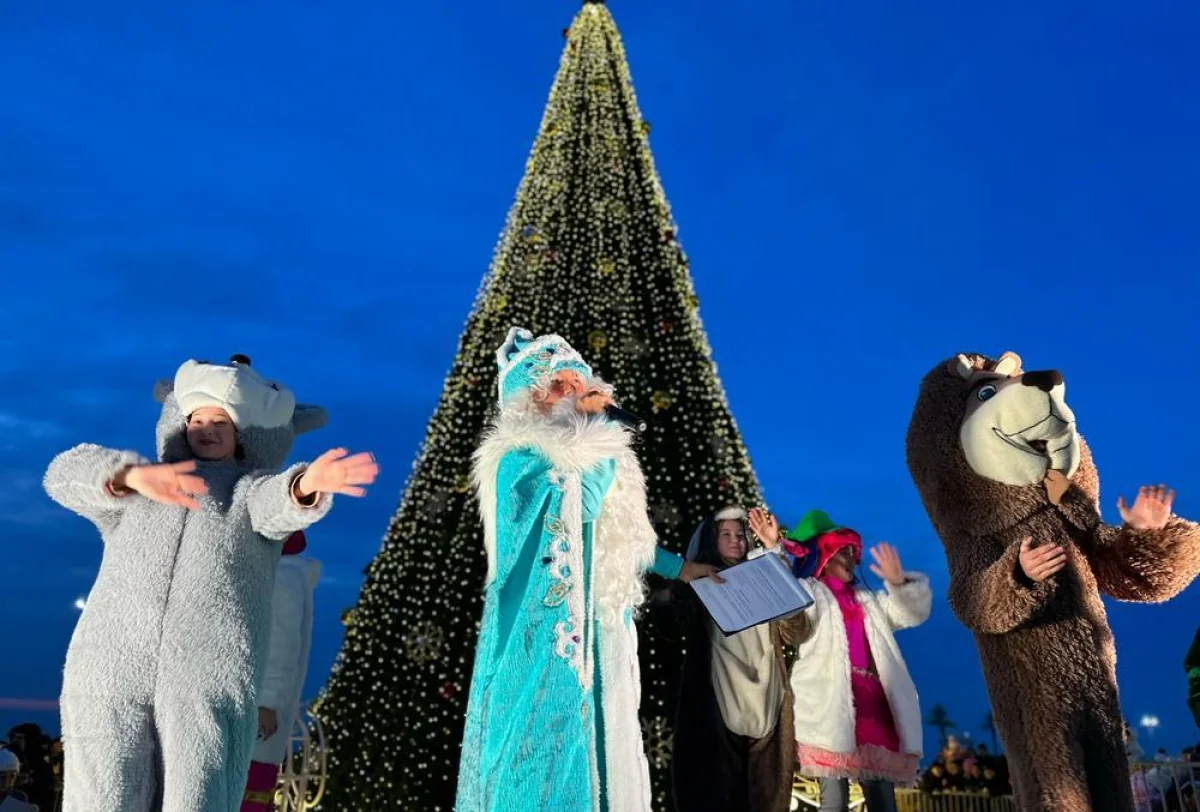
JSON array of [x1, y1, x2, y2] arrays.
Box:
[[314, 2, 762, 809]]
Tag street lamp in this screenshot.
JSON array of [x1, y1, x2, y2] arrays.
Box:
[[1140, 714, 1160, 735]]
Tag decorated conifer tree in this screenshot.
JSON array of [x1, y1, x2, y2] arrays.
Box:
[[314, 2, 763, 809]]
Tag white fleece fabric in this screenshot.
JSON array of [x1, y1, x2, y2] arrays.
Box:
[[252, 555, 319, 766], [173, 359, 296, 431], [44, 385, 331, 812]]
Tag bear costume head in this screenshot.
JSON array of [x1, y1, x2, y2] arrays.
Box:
[[151, 354, 327, 472], [905, 350, 1103, 542]]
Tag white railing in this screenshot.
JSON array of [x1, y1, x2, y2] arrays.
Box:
[[792, 761, 1200, 811], [1129, 759, 1198, 812], [791, 777, 1014, 812], [274, 711, 328, 811]]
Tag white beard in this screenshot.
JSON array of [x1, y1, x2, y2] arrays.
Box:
[[547, 395, 583, 426], [527, 373, 614, 428]]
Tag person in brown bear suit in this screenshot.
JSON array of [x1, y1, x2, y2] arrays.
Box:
[[905, 350, 1200, 812]]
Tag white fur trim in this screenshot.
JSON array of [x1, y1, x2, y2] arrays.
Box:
[[593, 446, 658, 624], [713, 506, 748, 522], [790, 579, 925, 759], [598, 613, 653, 812], [473, 410, 641, 584], [173, 360, 296, 430]]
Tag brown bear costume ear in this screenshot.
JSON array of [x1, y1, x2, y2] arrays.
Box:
[[993, 352, 1022, 377], [949, 354, 975, 380]]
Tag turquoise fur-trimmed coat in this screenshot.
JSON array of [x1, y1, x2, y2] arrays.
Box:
[[456, 410, 659, 812]]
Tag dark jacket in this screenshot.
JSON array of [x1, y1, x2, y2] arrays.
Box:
[[651, 512, 804, 812]]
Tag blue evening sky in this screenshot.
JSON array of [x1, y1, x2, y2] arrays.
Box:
[[2, 0, 1198, 760]]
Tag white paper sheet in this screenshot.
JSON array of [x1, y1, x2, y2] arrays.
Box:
[[690, 552, 814, 635]]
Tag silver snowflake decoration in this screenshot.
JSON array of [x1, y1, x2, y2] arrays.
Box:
[[404, 621, 446, 666], [640, 716, 674, 771]]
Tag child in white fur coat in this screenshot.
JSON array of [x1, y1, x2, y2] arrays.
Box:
[[748, 508, 930, 812]]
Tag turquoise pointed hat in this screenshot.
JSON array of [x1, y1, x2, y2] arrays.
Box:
[[495, 327, 593, 404]]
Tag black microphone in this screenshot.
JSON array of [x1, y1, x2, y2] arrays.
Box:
[[604, 404, 647, 433]]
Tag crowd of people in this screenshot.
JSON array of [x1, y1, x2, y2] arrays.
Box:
[[918, 736, 1012, 798], [0, 724, 59, 811]]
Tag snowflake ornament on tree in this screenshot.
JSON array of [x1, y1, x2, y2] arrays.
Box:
[[404, 621, 445, 666]]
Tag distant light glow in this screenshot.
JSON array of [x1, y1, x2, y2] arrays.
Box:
[[73, 597, 86, 611], [1140, 714, 1160, 731]]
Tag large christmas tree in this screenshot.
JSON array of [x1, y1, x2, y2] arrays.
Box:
[[314, 2, 762, 809]]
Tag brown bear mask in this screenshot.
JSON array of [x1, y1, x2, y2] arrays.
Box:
[[906, 351, 1103, 544]]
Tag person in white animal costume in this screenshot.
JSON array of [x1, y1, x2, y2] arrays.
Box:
[[43, 355, 378, 812]]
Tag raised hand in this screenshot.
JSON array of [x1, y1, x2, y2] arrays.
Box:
[[747, 507, 781, 547], [121, 461, 208, 510], [1117, 485, 1176, 531], [297, 448, 380, 498], [680, 561, 725, 584], [1018, 537, 1066, 583], [868, 543, 906, 586]]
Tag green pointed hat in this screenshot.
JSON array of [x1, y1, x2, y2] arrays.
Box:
[[784, 509, 843, 543]]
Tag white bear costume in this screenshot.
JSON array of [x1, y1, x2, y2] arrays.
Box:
[[43, 357, 331, 812]]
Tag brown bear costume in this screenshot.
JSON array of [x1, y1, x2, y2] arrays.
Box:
[[905, 351, 1200, 811]]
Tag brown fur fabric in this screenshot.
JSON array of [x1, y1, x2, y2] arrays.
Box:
[[905, 353, 1200, 812]]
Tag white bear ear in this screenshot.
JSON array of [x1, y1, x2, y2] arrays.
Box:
[[949, 354, 974, 380], [293, 405, 327, 435], [994, 352, 1022, 377], [152, 380, 174, 404]]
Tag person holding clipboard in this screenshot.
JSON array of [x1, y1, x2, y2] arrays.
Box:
[[657, 506, 808, 812], [747, 508, 931, 812]]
